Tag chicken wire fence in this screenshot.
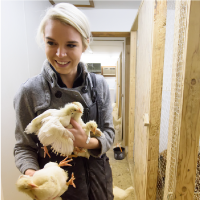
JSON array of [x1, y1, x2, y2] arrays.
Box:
[[156, 1, 200, 200]]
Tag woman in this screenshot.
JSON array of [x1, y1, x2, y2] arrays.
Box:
[[14, 3, 115, 200]]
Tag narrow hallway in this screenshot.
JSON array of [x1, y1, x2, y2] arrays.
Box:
[[106, 104, 136, 200]]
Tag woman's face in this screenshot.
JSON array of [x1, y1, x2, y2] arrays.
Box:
[[44, 19, 85, 75]]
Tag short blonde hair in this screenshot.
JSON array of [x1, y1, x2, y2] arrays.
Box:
[[36, 3, 91, 49]]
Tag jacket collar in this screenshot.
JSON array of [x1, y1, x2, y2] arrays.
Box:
[[41, 59, 89, 88]]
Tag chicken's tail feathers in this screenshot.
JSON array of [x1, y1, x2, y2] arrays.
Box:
[[24, 123, 36, 134]]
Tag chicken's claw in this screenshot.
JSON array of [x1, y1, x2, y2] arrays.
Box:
[[74, 147, 86, 154], [68, 154, 78, 159], [58, 157, 73, 167], [66, 173, 76, 188], [41, 146, 51, 158]]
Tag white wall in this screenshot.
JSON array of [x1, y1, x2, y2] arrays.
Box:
[[1, 1, 136, 199], [80, 8, 137, 32], [1, 1, 48, 200]]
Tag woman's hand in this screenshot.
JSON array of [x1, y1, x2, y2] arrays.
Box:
[[25, 169, 36, 176], [68, 118, 88, 148], [68, 118, 101, 150]]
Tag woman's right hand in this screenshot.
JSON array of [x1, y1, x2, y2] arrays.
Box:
[[25, 169, 36, 176]]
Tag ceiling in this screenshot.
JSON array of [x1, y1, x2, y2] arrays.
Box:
[[49, 0, 141, 9]]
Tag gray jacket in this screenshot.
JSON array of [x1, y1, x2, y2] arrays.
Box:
[[14, 60, 115, 174]]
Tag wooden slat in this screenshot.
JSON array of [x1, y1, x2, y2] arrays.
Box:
[[133, 0, 167, 199], [125, 37, 130, 146], [49, 0, 94, 7], [118, 53, 122, 119], [131, 0, 144, 31], [146, 1, 167, 199], [91, 32, 130, 38], [164, 1, 200, 199], [128, 31, 137, 159]]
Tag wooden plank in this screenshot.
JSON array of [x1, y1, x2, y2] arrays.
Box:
[[133, 0, 167, 199], [49, 0, 94, 7], [133, 1, 155, 199], [125, 37, 131, 146], [91, 32, 130, 38], [128, 31, 136, 159], [163, 1, 200, 199], [131, 0, 144, 31], [146, 0, 167, 199], [116, 61, 119, 108], [118, 52, 122, 119]]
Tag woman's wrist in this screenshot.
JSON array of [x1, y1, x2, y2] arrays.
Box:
[[25, 169, 36, 176], [83, 137, 101, 149]]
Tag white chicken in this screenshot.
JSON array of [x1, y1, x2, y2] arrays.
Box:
[[113, 186, 134, 200], [25, 102, 82, 157], [73, 120, 98, 159], [16, 157, 76, 200]]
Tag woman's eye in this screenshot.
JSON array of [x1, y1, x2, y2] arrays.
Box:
[[67, 44, 76, 48], [47, 41, 54, 46]]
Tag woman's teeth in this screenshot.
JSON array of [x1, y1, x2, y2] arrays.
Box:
[[57, 61, 69, 65]]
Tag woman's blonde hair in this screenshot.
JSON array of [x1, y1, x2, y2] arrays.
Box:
[[36, 3, 91, 49]]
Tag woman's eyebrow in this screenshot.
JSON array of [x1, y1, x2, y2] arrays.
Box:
[[45, 37, 55, 41], [67, 41, 79, 43]]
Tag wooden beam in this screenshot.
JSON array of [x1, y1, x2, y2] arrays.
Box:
[[125, 37, 130, 146], [133, 0, 167, 199], [91, 32, 130, 38], [131, 0, 144, 31], [146, 1, 167, 199], [128, 31, 137, 160], [49, 0, 94, 7], [163, 1, 200, 199]]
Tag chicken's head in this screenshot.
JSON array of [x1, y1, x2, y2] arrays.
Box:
[[16, 175, 38, 191], [61, 103, 82, 116], [86, 120, 97, 134], [72, 102, 84, 114]]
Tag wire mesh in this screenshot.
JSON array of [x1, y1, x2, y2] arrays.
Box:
[[157, 0, 200, 200], [156, 1, 175, 199]]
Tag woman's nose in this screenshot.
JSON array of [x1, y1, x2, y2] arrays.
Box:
[[56, 47, 67, 58]]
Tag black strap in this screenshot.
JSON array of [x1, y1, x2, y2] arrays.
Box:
[[90, 73, 97, 103]]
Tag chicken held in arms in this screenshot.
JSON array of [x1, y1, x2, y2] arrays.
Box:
[[25, 102, 82, 158], [16, 157, 76, 200]]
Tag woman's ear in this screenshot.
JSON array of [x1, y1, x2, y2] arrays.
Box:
[[83, 38, 90, 52]]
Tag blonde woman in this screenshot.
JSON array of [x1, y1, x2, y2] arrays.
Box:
[[14, 3, 114, 200]]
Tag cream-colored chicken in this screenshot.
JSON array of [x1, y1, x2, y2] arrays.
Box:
[[16, 157, 75, 200], [25, 102, 82, 157], [73, 120, 98, 159], [113, 186, 134, 200]]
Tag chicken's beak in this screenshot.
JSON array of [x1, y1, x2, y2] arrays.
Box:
[[92, 128, 96, 134], [28, 183, 38, 188], [78, 108, 82, 113]]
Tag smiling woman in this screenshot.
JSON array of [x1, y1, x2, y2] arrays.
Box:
[[13, 2, 115, 200]]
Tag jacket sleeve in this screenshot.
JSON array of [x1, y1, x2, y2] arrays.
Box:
[[13, 84, 40, 174], [88, 75, 115, 157]]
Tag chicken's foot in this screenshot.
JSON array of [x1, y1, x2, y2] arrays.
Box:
[[74, 147, 86, 154], [58, 157, 73, 167], [66, 173, 76, 188], [41, 146, 51, 158]]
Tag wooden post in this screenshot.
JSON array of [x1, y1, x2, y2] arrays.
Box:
[[128, 32, 137, 160], [163, 1, 200, 199], [133, 0, 167, 199], [125, 38, 130, 146]]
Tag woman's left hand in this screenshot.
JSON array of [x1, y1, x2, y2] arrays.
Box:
[[68, 118, 101, 150], [68, 118, 88, 148]]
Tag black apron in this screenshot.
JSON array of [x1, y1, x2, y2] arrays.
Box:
[[37, 73, 114, 200]]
